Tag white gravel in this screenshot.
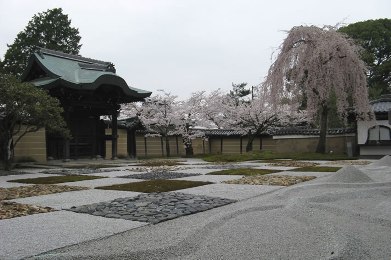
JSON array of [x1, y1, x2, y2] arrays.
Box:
[[253, 165, 297, 171], [60, 177, 141, 188], [322, 165, 374, 183], [173, 174, 243, 183], [0, 182, 32, 188], [2, 157, 391, 259], [0, 173, 62, 182], [171, 167, 220, 174], [369, 155, 391, 166], [179, 183, 283, 200], [10, 189, 141, 210], [269, 171, 333, 178], [89, 170, 142, 178], [362, 165, 391, 182], [0, 173, 61, 188], [28, 164, 391, 260], [0, 211, 147, 260]]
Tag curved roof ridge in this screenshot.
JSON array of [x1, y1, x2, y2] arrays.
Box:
[[22, 48, 152, 103], [38, 47, 112, 66]]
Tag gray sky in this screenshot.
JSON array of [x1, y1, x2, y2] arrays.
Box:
[[0, 0, 390, 99]]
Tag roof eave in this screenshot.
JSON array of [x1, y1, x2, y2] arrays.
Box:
[[21, 53, 60, 82]]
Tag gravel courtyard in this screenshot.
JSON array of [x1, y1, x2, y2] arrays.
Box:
[[1, 157, 390, 259]]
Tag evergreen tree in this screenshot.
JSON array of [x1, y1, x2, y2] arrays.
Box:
[[229, 82, 251, 105], [264, 25, 372, 153], [1, 8, 81, 77], [339, 19, 391, 99]]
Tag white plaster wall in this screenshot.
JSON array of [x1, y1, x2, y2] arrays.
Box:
[[357, 120, 390, 144]]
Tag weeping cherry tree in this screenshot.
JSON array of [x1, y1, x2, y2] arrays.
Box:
[[264, 25, 372, 153]]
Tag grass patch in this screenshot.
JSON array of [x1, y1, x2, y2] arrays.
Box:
[[289, 166, 341, 172], [207, 168, 279, 176], [202, 151, 355, 163], [8, 175, 105, 184], [96, 179, 212, 193], [136, 159, 184, 167]]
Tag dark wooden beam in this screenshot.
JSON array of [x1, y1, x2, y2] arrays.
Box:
[[111, 109, 118, 160]]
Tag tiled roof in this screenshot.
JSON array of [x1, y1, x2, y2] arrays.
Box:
[[200, 127, 355, 137], [132, 126, 354, 137], [37, 48, 115, 72], [118, 117, 142, 129], [370, 95, 391, 113], [272, 127, 355, 136], [372, 102, 391, 113], [22, 48, 151, 102], [201, 129, 245, 136]]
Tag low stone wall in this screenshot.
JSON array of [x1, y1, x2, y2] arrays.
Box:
[[131, 133, 356, 157], [208, 136, 264, 154], [10, 128, 357, 162], [134, 135, 186, 157]]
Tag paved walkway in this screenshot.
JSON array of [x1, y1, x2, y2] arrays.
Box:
[[1, 158, 390, 259]]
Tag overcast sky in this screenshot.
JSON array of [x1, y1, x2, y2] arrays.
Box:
[[0, 0, 390, 99]]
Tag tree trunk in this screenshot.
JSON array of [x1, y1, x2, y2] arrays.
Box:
[[316, 106, 329, 153], [185, 144, 194, 157], [165, 136, 170, 157], [1, 134, 14, 171], [246, 132, 256, 152], [0, 140, 7, 170]]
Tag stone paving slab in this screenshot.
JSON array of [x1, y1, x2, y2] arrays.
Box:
[[68, 192, 236, 224], [0, 211, 147, 260], [10, 189, 141, 210], [174, 174, 244, 183], [179, 183, 283, 200], [60, 177, 141, 188]]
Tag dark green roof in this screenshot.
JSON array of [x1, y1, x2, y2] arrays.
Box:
[[22, 48, 151, 103]]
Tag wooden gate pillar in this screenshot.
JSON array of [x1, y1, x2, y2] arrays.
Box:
[[111, 109, 118, 160]]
